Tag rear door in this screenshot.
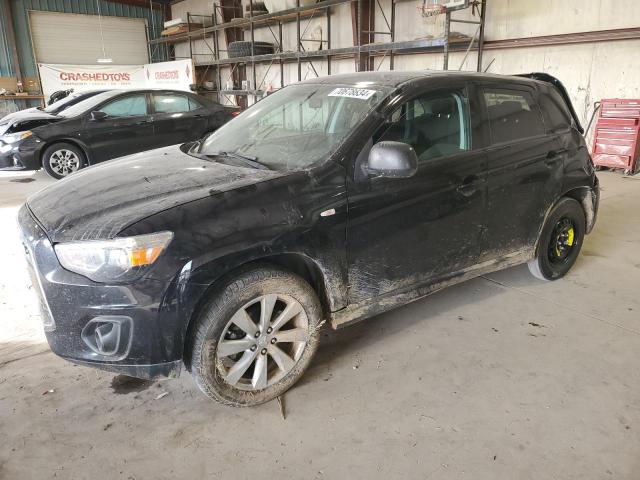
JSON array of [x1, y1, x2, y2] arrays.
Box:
[[82, 92, 155, 163], [479, 83, 563, 260], [151, 92, 209, 147], [346, 82, 488, 303]]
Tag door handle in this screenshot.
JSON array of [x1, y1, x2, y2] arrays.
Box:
[[456, 175, 481, 197], [135, 120, 152, 125]]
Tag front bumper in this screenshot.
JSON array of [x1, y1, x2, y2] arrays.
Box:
[[18, 205, 185, 379], [0, 141, 25, 169], [0, 136, 41, 170]]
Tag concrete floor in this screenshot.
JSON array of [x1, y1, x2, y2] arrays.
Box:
[[1, 169, 639, 480]]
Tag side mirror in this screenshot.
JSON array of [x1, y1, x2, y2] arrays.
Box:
[[90, 111, 108, 122], [365, 141, 418, 178]]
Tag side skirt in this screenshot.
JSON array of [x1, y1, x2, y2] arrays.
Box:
[[330, 249, 532, 329]]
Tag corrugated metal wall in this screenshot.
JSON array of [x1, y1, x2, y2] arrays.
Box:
[[0, 1, 15, 76], [0, 0, 167, 78]]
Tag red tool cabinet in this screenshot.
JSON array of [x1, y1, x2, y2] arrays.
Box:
[[591, 99, 640, 175]]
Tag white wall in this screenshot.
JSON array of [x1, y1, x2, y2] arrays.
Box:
[[171, 0, 640, 124]]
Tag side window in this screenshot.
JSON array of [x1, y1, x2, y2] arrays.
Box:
[[483, 88, 545, 144], [99, 94, 147, 117], [539, 90, 572, 133], [153, 94, 191, 114], [375, 90, 471, 161], [188, 96, 204, 111]]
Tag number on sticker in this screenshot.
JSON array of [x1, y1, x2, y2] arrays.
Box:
[[328, 88, 377, 100]]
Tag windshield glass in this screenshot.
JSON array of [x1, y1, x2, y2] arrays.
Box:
[[57, 91, 120, 118], [44, 91, 103, 114], [199, 83, 391, 170]]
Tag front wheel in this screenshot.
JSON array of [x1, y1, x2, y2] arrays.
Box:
[[42, 142, 85, 179], [528, 197, 586, 281], [190, 266, 322, 407]]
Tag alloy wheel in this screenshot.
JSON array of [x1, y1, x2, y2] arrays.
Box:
[[49, 149, 81, 176], [216, 294, 310, 391]]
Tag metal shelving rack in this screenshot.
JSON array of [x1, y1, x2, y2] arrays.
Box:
[[148, 0, 487, 106]]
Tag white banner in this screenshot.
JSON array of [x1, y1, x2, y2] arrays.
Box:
[[143, 60, 193, 90], [38, 60, 194, 102]]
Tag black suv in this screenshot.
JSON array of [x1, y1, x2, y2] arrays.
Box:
[[19, 72, 599, 406]]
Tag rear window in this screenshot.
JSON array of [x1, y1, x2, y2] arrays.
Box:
[[484, 89, 545, 144]]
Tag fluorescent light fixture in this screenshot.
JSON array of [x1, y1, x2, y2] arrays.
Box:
[[97, 58, 113, 64]]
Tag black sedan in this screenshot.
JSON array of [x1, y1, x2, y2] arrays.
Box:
[[1, 89, 236, 178], [0, 89, 106, 126]]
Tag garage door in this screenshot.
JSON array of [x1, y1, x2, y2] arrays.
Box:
[[28, 11, 149, 65]]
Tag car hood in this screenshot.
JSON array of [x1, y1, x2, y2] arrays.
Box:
[[0, 107, 39, 124], [27, 145, 287, 242], [0, 111, 61, 135]]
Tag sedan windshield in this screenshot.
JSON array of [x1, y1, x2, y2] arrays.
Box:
[[198, 83, 391, 171], [57, 91, 121, 118], [44, 91, 104, 114]]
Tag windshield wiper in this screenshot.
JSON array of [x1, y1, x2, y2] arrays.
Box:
[[211, 151, 257, 162], [209, 151, 270, 170]]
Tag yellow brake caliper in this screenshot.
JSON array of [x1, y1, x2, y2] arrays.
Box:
[[566, 228, 575, 247]]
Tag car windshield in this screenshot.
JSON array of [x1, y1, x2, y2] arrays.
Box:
[[198, 83, 391, 171], [57, 91, 121, 118], [44, 91, 103, 114]]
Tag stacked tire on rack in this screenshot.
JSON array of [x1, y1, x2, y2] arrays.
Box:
[[228, 41, 275, 58], [245, 1, 269, 17]]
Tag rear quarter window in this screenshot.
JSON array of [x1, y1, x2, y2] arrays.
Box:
[[484, 88, 545, 144], [539, 89, 572, 133]]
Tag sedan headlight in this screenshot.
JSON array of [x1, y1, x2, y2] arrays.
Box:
[[2, 130, 33, 144], [54, 231, 173, 283]]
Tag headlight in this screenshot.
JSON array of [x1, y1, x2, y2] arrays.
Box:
[[54, 231, 173, 283], [2, 130, 33, 144]]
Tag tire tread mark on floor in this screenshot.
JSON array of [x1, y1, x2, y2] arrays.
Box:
[[480, 275, 640, 337], [0, 349, 52, 369]]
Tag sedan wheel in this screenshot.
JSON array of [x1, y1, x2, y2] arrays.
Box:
[[42, 142, 85, 180], [49, 149, 81, 176]]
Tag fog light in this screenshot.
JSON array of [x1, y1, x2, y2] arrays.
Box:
[[81, 316, 132, 358], [95, 323, 119, 354]]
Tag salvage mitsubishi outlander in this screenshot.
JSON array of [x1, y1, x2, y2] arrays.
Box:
[[19, 71, 599, 407]]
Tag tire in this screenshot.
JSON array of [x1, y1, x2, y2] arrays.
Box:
[[528, 197, 586, 281], [42, 142, 85, 180], [190, 265, 322, 407], [245, 1, 269, 16], [228, 41, 275, 58]]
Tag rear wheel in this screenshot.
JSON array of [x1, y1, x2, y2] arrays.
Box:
[[528, 197, 585, 281], [190, 266, 322, 407], [42, 142, 85, 179]]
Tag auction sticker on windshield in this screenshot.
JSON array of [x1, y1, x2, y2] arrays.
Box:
[[328, 87, 377, 100]]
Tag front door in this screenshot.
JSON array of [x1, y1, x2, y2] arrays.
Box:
[[83, 92, 155, 163], [479, 85, 563, 260], [346, 84, 488, 304]]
